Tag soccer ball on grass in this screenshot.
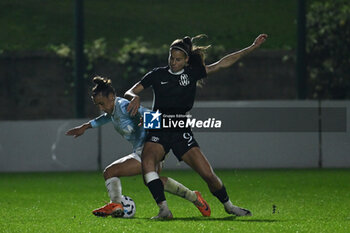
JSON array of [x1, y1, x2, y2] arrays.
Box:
[[121, 195, 136, 218]]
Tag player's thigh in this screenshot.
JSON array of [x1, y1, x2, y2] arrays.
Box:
[[142, 142, 166, 162], [104, 155, 142, 178], [141, 142, 166, 171]]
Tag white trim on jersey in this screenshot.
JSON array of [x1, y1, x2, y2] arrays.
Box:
[[168, 68, 184, 75]]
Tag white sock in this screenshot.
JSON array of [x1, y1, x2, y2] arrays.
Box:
[[157, 201, 170, 214], [105, 177, 122, 203], [223, 200, 251, 216], [151, 200, 172, 219], [164, 177, 197, 202], [157, 200, 169, 209], [223, 200, 234, 210]]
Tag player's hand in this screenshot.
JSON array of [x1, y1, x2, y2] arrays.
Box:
[[65, 126, 85, 138], [253, 34, 268, 47], [127, 96, 140, 116]]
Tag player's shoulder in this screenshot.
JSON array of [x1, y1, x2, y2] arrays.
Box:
[[116, 97, 130, 105], [153, 66, 168, 72], [148, 66, 168, 75], [142, 66, 168, 83], [186, 64, 207, 79], [115, 97, 130, 113], [187, 64, 205, 72]]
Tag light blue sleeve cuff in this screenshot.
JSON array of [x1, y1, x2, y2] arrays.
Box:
[[89, 119, 98, 128]]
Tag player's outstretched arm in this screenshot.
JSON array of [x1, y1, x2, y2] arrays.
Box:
[[206, 34, 268, 75], [65, 123, 92, 138]]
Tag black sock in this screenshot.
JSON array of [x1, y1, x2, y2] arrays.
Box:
[[212, 185, 229, 203], [147, 179, 166, 204]]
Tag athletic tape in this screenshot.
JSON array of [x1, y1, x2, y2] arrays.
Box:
[[144, 171, 159, 184]]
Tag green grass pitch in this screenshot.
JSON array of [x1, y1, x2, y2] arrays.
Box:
[[1, 169, 349, 232]]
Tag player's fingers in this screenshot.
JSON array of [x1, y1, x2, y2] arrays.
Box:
[[133, 102, 140, 116], [127, 100, 138, 113], [65, 130, 73, 135], [127, 102, 133, 112], [131, 106, 138, 116]]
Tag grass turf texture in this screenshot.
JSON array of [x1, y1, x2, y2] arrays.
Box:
[[1, 170, 349, 233], [1, 0, 297, 51]]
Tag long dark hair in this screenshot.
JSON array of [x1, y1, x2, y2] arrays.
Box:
[[170, 34, 210, 68], [91, 76, 116, 97]]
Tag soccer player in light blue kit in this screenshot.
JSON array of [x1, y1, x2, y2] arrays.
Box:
[[66, 76, 210, 218]]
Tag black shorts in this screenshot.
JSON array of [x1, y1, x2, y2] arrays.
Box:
[[144, 130, 199, 161]]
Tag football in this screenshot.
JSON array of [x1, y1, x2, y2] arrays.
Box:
[[121, 195, 136, 218]]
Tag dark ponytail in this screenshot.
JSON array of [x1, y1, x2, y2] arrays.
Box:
[[182, 36, 192, 51], [91, 76, 116, 97]]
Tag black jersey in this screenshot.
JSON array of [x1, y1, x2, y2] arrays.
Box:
[[140, 65, 207, 114]]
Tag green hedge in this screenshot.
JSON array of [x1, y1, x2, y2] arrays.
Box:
[[306, 0, 350, 99], [1, 0, 297, 51]]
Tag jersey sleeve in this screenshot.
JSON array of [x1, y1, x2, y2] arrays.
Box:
[[140, 69, 156, 89], [89, 113, 111, 128], [118, 98, 130, 115]]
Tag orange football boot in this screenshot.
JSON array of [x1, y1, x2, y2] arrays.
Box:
[[193, 191, 211, 217], [92, 203, 124, 217]]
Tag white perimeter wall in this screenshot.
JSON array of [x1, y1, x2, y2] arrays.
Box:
[[0, 101, 349, 172]]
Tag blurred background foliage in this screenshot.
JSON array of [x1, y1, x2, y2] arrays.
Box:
[[306, 0, 350, 99], [0, 0, 297, 51], [1, 0, 349, 99]]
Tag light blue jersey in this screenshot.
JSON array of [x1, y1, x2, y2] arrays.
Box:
[[89, 97, 149, 151]]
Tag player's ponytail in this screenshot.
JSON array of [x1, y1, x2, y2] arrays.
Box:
[[91, 76, 116, 97], [189, 34, 210, 68], [182, 36, 192, 52]]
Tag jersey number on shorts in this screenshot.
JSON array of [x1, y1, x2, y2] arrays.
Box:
[[183, 133, 195, 147]]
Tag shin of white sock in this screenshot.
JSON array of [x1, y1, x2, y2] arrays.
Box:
[[223, 200, 251, 216], [223, 200, 234, 209], [164, 177, 197, 202], [105, 177, 122, 203]]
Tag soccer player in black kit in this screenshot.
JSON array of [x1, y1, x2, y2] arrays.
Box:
[[125, 34, 267, 219]]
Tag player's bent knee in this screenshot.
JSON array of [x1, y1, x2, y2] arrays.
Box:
[[103, 165, 120, 180], [142, 153, 161, 170]]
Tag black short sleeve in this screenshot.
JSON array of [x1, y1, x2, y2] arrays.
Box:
[[140, 70, 155, 89]]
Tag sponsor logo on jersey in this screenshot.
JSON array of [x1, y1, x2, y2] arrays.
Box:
[[179, 74, 190, 86], [151, 136, 160, 142]]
